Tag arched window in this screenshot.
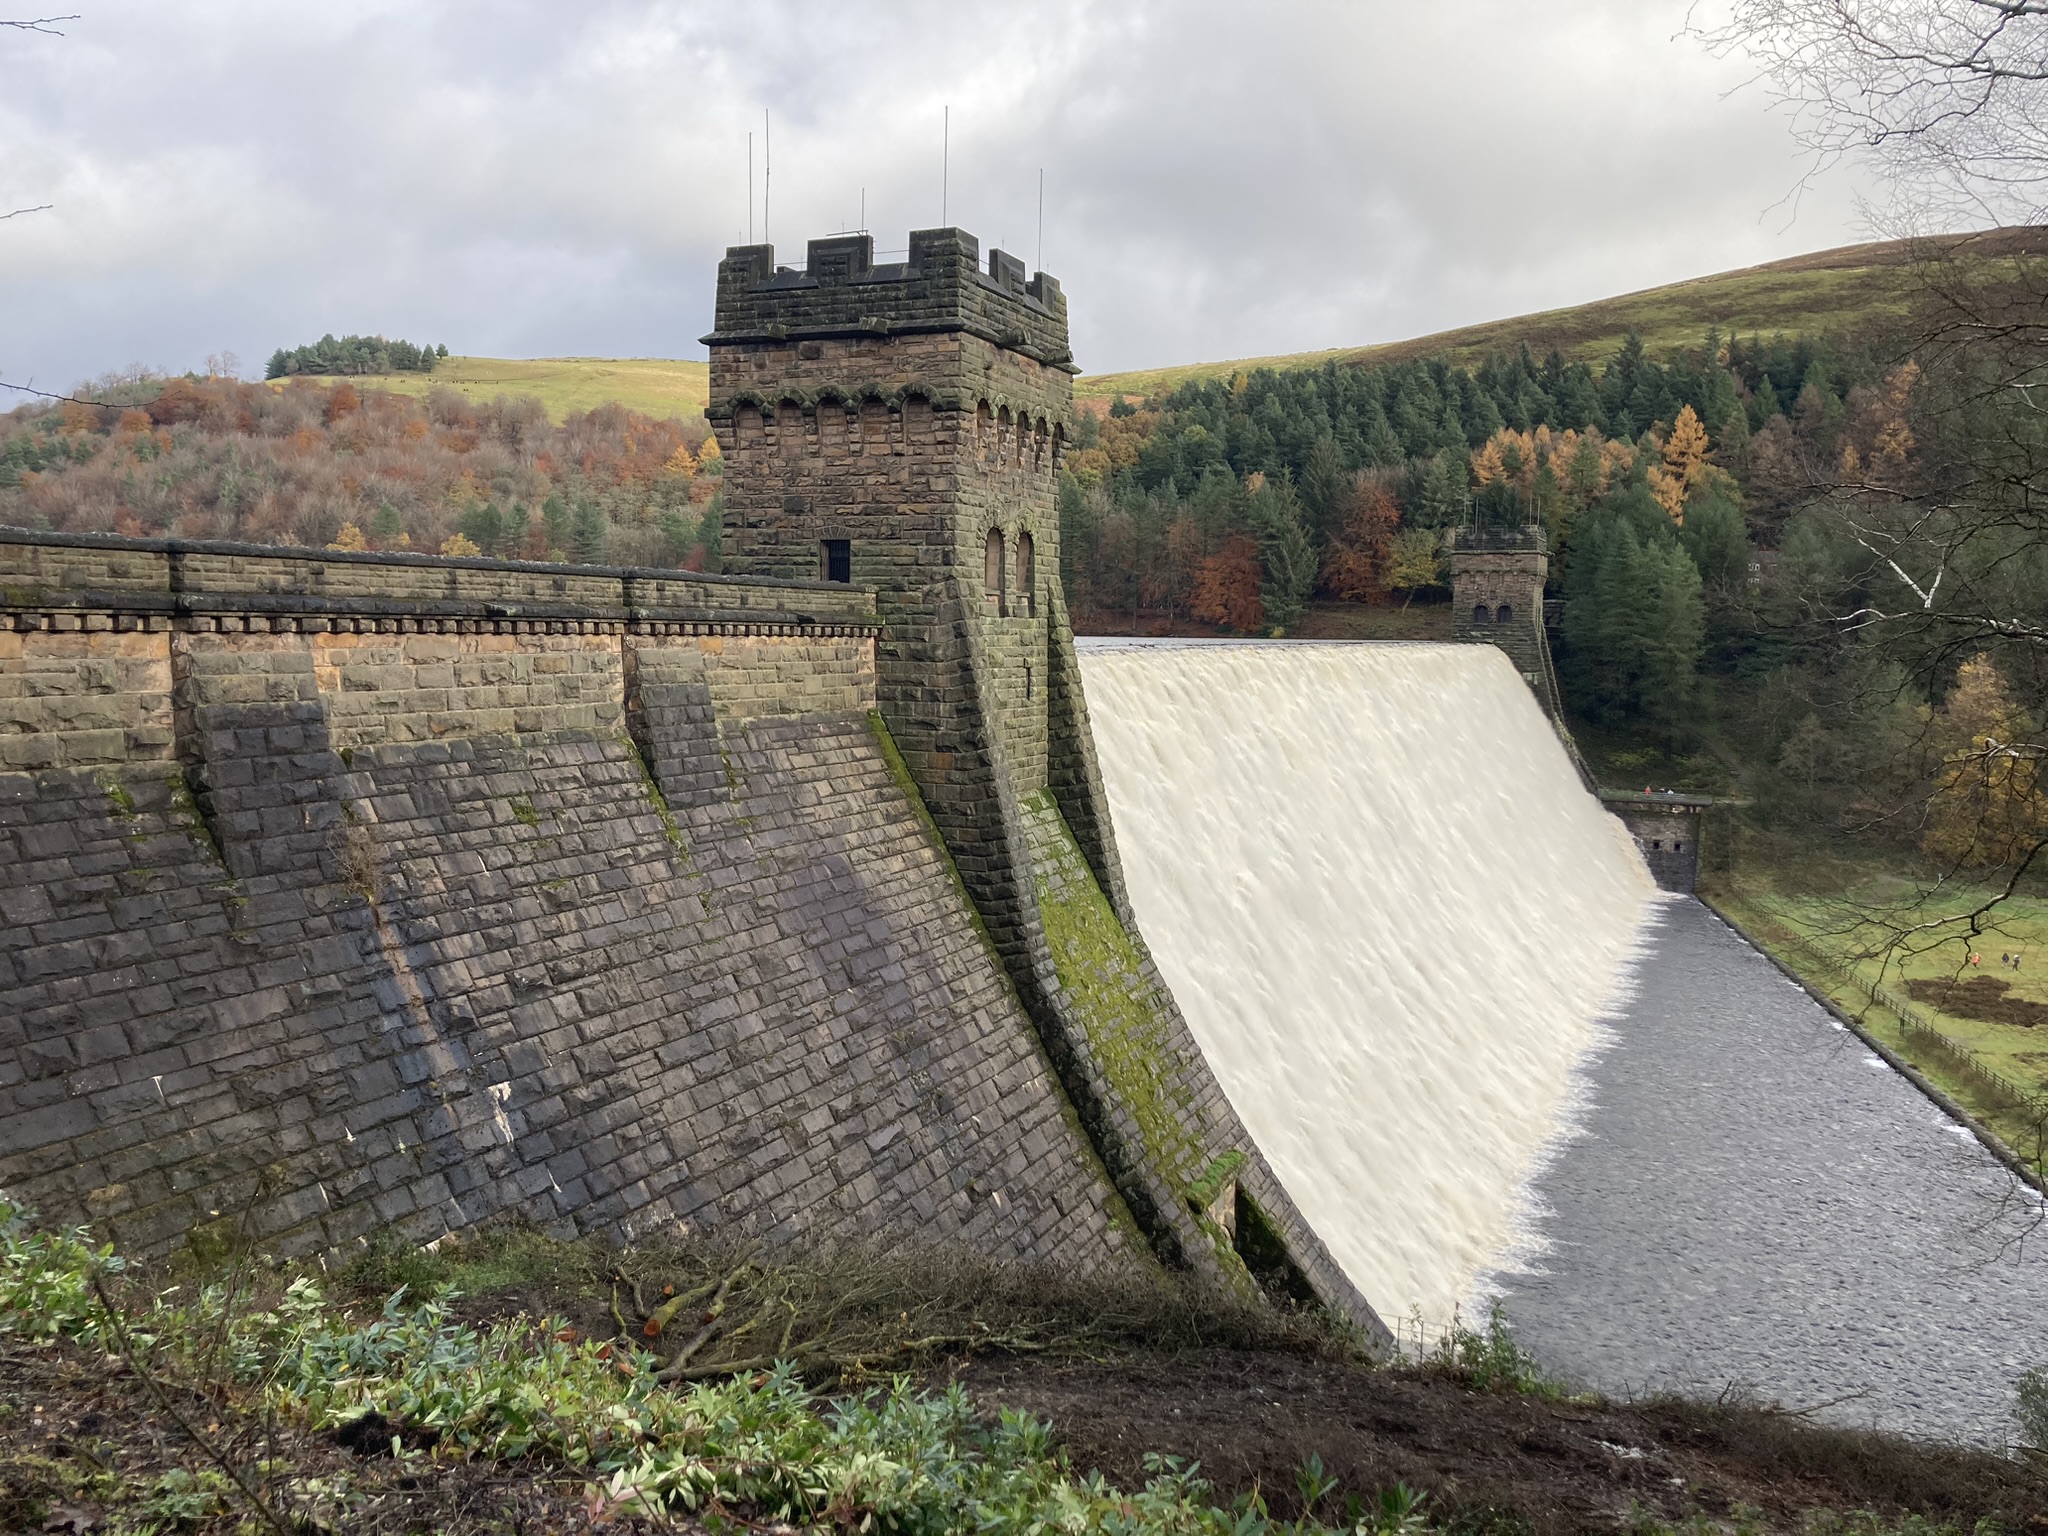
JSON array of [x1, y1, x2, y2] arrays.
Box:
[[1496, 602, 1514, 625], [985, 527, 1006, 614], [1015, 532, 1035, 617], [1472, 604, 1491, 625]]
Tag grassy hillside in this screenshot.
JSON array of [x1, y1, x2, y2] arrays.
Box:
[[277, 354, 710, 422], [273, 230, 2045, 419], [1074, 227, 2048, 403]]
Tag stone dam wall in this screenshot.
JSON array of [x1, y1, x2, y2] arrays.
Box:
[[0, 526, 1384, 1344], [0, 530, 1132, 1268]]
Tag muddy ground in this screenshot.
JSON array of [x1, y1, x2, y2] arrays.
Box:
[[955, 1350, 2048, 1534], [6, 1328, 2044, 1535]]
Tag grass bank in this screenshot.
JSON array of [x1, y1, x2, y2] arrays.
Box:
[[3, 1203, 2043, 1535]]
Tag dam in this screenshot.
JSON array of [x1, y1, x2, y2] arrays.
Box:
[[6, 221, 2048, 1442]]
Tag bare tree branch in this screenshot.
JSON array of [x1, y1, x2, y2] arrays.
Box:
[[0, 204, 52, 220], [0, 15, 79, 32], [0, 377, 117, 407], [1694, 1, 2048, 223]]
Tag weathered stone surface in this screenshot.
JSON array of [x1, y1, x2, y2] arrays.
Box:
[[0, 230, 1393, 1345], [711, 227, 1387, 1342], [0, 541, 1128, 1270]]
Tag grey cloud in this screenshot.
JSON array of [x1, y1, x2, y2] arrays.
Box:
[[1, 0, 1876, 391]]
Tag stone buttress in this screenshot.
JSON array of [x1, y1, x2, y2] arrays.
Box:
[[707, 229, 1384, 1340]]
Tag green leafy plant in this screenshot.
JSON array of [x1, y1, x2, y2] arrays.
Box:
[[1429, 1304, 1554, 1396], [2018, 1365, 2048, 1453]]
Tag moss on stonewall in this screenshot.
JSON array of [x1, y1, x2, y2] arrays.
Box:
[[615, 732, 686, 853], [1185, 1149, 1247, 1214], [1024, 789, 1249, 1286], [97, 774, 138, 820], [866, 715, 1148, 1254]]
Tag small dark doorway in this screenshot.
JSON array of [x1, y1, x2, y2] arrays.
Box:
[[821, 539, 851, 584], [1472, 604, 1491, 625], [1495, 602, 1513, 624]]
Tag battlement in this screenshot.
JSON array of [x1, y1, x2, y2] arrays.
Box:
[[705, 228, 1074, 372]]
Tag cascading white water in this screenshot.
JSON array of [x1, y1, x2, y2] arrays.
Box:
[[1078, 640, 1654, 1323]]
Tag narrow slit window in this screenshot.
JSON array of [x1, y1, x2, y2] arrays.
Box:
[[1015, 532, 1035, 617], [985, 528, 1006, 614], [821, 539, 851, 584]]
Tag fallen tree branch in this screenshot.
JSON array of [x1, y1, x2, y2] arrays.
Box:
[[655, 1254, 756, 1381]]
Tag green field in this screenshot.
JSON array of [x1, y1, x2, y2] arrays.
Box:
[[1074, 227, 2048, 403], [280, 355, 710, 422]]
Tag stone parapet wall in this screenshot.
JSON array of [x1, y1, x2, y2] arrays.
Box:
[[1, 528, 876, 629], [0, 629, 175, 770]]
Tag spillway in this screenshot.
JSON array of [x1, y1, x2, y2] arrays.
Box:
[[1077, 639, 1654, 1322]]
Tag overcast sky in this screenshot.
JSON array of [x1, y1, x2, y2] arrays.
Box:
[[1, 1, 1891, 391]]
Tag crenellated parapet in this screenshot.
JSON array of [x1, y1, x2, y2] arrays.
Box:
[[706, 229, 1074, 374]]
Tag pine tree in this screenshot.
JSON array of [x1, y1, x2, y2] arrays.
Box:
[[1248, 479, 1316, 631], [570, 500, 608, 564], [1414, 449, 1471, 528]]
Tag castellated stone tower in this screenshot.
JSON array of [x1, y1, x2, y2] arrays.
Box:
[[707, 229, 1383, 1341], [1450, 526, 1565, 721], [707, 229, 1076, 905]]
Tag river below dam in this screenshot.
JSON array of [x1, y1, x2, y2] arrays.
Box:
[[1491, 896, 2048, 1447]]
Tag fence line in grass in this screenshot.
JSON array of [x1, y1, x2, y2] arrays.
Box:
[[1750, 913, 2048, 1121]]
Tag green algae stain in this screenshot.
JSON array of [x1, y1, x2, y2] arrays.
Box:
[[1023, 788, 1258, 1287], [614, 731, 686, 853], [1024, 788, 1205, 1187]]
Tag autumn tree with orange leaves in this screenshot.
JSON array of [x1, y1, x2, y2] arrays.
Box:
[[1191, 535, 1266, 632], [1317, 475, 1401, 602]]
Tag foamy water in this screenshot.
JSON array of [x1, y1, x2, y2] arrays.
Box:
[[1078, 640, 1654, 1322]]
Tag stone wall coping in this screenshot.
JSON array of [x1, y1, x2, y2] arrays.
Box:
[[0, 526, 879, 628]]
